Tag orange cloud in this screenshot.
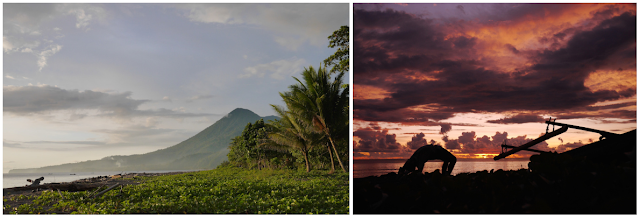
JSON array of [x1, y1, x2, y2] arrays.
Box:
[[585, 69, 637, 92], [447, 4, 636, 73], [353, 84, 392, 100]]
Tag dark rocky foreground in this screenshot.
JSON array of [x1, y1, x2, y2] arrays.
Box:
[[354, 152, 635, 214]]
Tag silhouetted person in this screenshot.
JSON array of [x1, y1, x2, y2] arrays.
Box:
[[27, 177, 44, 186], [398, 144, 457, 175]]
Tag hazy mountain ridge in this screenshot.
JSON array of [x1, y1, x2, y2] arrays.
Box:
[[9, 108, 278, 173]]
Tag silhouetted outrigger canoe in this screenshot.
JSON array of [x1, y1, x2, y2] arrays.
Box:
[[494, 118, 635, 163]]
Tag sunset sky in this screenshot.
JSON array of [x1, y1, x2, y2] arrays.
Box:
[[3, 3, 348, 173], [353, 3, 636, 160]]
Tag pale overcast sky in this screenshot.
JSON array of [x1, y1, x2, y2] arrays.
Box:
[[3, 3, 349, 173]]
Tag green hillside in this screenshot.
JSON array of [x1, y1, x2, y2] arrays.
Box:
[[9, 108, 277, 173]]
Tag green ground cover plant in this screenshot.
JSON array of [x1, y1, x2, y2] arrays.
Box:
[[4, 167, 348, 214]]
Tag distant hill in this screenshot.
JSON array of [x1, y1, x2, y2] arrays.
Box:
[[9, 108, 278, 173]]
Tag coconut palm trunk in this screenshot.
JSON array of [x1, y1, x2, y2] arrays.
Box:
[[327, 142, 335, 174], [303, 149, 311, 172], [327, 135, 346, 172]]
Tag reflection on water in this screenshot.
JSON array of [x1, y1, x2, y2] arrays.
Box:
[[353, 159, 530, 178]]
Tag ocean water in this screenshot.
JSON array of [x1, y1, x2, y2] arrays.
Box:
[[3, 170, 200, 188], [353, 159, 530, 178]]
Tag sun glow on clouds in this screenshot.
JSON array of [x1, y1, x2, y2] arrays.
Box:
[[448, 4, 636, 74], [354, 3, 636, 160], [353, 84, 392, 100], [585, 69, 637, 92]]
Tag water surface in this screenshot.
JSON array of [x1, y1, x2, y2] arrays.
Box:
[[353, 158, 529, 178]]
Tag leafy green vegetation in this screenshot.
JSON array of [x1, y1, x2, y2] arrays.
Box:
[[324, 25, 349, 74], [227, 26, 350, 174], [270, 65, 349, 173], [227, 119, 295, 170], [4, 167, 348, 214]]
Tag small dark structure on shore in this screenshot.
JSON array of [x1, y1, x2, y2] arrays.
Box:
[[26, 177, 45, 187], [354, 120, 636, 214]]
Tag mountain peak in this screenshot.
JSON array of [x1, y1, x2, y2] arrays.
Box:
[[228, 108, 259, 117]]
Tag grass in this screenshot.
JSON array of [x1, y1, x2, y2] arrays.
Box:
[[3, 167, 349, 214]]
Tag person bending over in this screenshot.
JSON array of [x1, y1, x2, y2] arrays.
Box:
[[398, 144, 457, 175]]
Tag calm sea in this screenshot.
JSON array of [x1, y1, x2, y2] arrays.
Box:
[[353, 159, 530, 178], [3, 170, 201, 188]]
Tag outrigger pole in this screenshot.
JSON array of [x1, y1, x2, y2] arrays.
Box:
[[544, 120, 619, 140], [494, 117, 621, 160], [493, 125, 568, 160]]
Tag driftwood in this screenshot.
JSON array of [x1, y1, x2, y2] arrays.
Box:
[[3, 183, 103, 195], [57, 189, 65, 200], [89, 183, 120, 199], [86, 185, 106, 198]]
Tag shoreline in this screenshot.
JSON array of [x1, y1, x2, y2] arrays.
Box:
[[3, 171, 195, 197], [3, 169, 205, 189], [3, 171, 200, 214]]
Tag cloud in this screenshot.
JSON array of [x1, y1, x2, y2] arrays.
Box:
[[186, 94, 214, 103], [26, 140, 106, 146], [3, 85, 217, 119], [353, 124, 402, 153], [93, 125, 177, 144], [65, 4, 107, 29], [3, 37, 15, 53], [2, 139, 109, 150], [439, 124, 452, 134], [406, 132, 427, 149], [487, 114, 544, 124], [353, 6, 637, 124], [176, 3, 348, 50], [3, 140, 23, 148], [4, 4, 107, 70], [4, 85, 146, 117], [554, 141, 585, 153], [241, 57, 307, 80], [442, 135, 460, 150], [3, 36, 41, 54], [442, 130, 549, 154], [37, 44, 62, 71], [456, 5, 466, 15], [3, 3, 58, 28]]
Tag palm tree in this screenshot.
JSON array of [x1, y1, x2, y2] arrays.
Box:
[[265, 104, 323, 172], [282, 66, 349, 173]]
